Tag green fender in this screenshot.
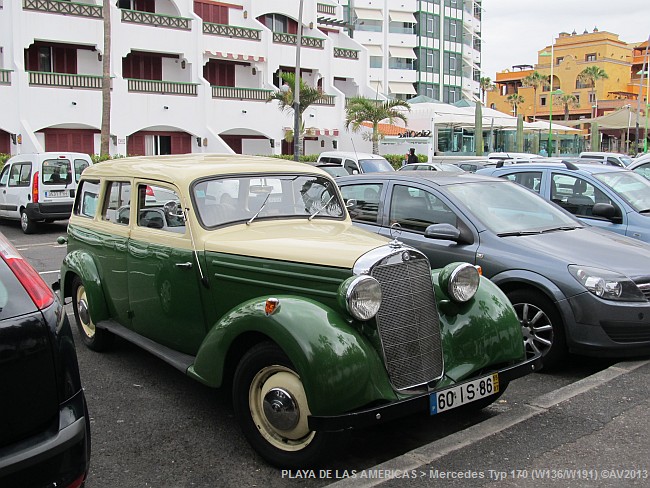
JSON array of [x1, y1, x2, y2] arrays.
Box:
[[60, 250, 110, 324], [188, 296, 397, 416], [433, 270, 525, 383]]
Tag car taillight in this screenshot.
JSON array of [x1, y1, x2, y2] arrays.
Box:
[[146, 185, 155, 197], [0, 234, 55, 309], [32, 170, 39, 203]]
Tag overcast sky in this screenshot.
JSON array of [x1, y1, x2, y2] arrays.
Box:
[[481, 0, 650, 79]]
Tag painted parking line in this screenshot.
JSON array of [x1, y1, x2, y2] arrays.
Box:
[[39, 270, 60, 275], [16, 243, 66, 251]]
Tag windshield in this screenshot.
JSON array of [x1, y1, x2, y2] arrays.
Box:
[[192, 174, 344, 227], [620, 156, 633, 166], [446, 180, 580, 235], [359, 158, 394, 173], [594, 171, 650, 212]]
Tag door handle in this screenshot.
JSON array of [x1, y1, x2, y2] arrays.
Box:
[[175, 262, 193, 269]]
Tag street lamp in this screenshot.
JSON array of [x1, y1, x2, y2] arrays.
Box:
[[293, 0, 305, 161], [540, 40, 560, 155]]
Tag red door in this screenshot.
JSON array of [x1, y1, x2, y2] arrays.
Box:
[[42, 129, 96, 155]]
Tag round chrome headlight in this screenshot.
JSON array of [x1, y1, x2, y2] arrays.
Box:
[[340, 275, 382, 321], [445, 263, 480, 303]]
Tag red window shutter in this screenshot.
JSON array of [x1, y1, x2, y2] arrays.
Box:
[[122, 56, 132, 78], [127, 134, 145, 156], [25, 46, 39, 71]]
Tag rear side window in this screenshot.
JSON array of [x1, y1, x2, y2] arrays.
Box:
[[8, 163, 32, 187], [74, 159, 91, 181], [42, 159, 72, 185], [74, 180, 100, 218], [502, 171, 543, 193], [102, 181, 132, 224]]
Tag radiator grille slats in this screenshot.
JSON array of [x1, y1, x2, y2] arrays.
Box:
[[371, 258, 443, 390]]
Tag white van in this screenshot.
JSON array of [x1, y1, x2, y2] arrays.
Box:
[[316, 151, 394, 174], [578, 152, 633, 167], [0, 152, 93, 233]]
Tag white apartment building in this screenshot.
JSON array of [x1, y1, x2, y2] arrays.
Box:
[[0, 0, 382, 157]]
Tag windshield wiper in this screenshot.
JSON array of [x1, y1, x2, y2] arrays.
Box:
[[497, 230, 543, 237], [637, 209, 650, 214], [309, 195, 336, 221], [246, 192, 271, 226], [539, 226, 580, 233]]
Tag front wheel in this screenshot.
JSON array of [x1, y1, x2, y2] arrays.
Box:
[[72, 276, 114, 351], [232, 342, 340, 468], [507, 289, 567, 370]]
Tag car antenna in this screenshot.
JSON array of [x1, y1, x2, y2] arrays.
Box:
[[561, 160, 579, 170]]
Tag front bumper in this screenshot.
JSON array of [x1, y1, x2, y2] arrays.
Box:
[[308, 353, 542, 432], [25, 202, 73, 221]]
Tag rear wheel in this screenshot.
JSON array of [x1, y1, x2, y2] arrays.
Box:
[[232, 342, 340, 468], [72, 276, 113, 351], [507, 289, 567, 370], [20, 210, 37, 234]]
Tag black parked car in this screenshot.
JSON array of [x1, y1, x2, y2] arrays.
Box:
[[0, 233, 90, 487]]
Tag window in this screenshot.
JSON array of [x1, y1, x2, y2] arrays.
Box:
[[540, 96, 547, 106], [75, 180, 100, 218], [389, 185, 457, 232], [74, 159, 90, 182], [550, 173, 613, 217], [8, 164, 32, 187], [0, 165, 9, 186], [102, 182, 132, 224], [42, 159, 72, 186], [556, 57, 563, 65], [585, 53, 596, 62], [339, 183, 383, 224], [137, 184, 185, 232], [425, 50, 440, 73], [589, 92, 596, 103], [369, 56, 382, 69], [502, 172, 543, 194]]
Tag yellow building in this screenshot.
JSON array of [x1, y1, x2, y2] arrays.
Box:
[[488, 30, 636, 122]]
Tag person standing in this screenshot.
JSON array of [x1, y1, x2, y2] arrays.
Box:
[[407, 148, 419, 164]]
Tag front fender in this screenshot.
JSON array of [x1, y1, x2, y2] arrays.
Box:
[[489, 268, 567, 303], [434, 271, 525, 383], [60, 250, 110, 323], [188, 296, 396, 416]]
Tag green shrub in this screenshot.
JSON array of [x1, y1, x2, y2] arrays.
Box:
[[0, 153, 10, 169], [267, 154, 319, 163], [384, 153, 428, 169]]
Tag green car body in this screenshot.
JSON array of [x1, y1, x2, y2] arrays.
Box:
[[60, 154, 539, 468]]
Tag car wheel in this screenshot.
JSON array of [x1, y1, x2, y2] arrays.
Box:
[[20, 210, 37, 234], [507, 289, 567, 370], [72, 276, 113, 351], [232, 342, 339, 468]]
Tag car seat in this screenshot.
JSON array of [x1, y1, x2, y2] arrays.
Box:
[[566, 179, 594, 215]]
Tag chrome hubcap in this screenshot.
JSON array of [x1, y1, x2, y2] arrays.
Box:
[[514, 302, 553, 356], [263, 387, 299, 431], [76, 286, 95, 338]]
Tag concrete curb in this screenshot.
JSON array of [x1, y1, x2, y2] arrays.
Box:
[[326, 359, 650, 488]]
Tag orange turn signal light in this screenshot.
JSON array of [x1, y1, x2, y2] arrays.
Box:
[[475, 265, 483, 276], [265, 297, 280, 316]]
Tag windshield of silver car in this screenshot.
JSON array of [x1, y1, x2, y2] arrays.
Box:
[[446, 180, 581, 235], [192, 174, 344, 227]]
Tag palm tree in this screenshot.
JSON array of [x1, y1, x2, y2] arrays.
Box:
[[578, 66, 608, 117], [506, 93, 525, 117], [100, 0, 112, 156], [344, 97, 410, 154], [554, 93, 579, 121], [267, 72, 324, 154], [479, 77, 494, 105], [522, 71, 547, 121]]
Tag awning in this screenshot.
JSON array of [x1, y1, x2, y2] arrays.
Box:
[[354, 8, 383, 21], [389, 46, 417, 59], [389, 82, 416, 95], [389, 11, 417, 23], [365, 45, 383, 57], [207, 51, 265, 62], [369, 80, 383, 94]]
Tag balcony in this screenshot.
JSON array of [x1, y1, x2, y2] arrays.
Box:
[[334, 47, 359, 60], [203, 23, 261, 40], [23, 0, 102, 18], [127, 79, 198, 96], [0, 70, 11, 85], [313, 94, 336, 106], [28, 71, 103, 89], [273, 33, 325, 49], [121, 9, 191, 30], [212, 86, 272, 100], [317, 3, 336, 15]]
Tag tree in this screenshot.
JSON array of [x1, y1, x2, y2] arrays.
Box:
[[522, 71, 547, 121], [506, 93, 525, 117], [578, 66, 608, 116], [99, 0, 112, 156], [554, 93, 579, 121], [344, 97, 410, 154], [479, 77, 494, 105], [267, 72, 324, 153]]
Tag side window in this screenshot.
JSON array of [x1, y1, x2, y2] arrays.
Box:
[[550, 174, 614, 217], [9, 163, 32, 187], [343, 159, 357, 174], [136, 183, 185, 232], [389, 185, 456, 232], [102, 181, 132, 224], [340, 183, 383, 224], [502, 171, 543, 193], [74, 180, 100, 218], [0, 165, 11, 186], [42, 159, 72, 185], [633, 163, 650, 180], [74, 159, 90, 181]]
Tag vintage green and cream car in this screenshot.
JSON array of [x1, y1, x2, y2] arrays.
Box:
[[60, 154, 540, 468]]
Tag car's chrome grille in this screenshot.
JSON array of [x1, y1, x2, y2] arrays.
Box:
[[371, 258, 443, 390], [637, 282, 650, 301]]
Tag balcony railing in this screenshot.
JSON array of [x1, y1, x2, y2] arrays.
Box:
[[212, 86, 272, 100], [313, 94, 336, 106], [273, 33, 325, 49], [23, 0, 102, 18], [127, 79, 198, 96], [334, 47, 359, 60], [203, 22, 261, 40], [28, 71, 103, 89], [0, 70, 12, 85], [121, 9, 191, 30], [317, 3, 336, 15]]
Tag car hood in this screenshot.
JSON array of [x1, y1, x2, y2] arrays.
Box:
[[203, 220, 391, 269], [506, 227, 650, 279]]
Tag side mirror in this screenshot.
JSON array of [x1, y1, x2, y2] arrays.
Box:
[[592, 203, 619, 221], [352, 169, 359, 175], [424, 223, 461, 242]]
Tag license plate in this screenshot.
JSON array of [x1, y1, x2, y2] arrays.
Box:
[[430, 372, 499, 415], [47, 190, 67, 197]]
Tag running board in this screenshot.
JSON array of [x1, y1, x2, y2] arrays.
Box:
[[97, 320, 195, 373]]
